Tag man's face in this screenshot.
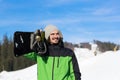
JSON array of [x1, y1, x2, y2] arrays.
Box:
[[49, 30, 60, 44]]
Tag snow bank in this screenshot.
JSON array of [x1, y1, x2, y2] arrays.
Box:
[[0, 65, 37, 80]]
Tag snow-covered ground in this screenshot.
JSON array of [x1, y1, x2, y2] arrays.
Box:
[[74, 48, 120, 80], [0, 47, 120, 80]]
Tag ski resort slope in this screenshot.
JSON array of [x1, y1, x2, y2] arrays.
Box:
[[74, 48, 120, 80], [0, 48, 120, 80]]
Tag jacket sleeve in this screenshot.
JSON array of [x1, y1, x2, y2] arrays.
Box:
[[24, 52, 37, 61], [70, 51, 81, 80]]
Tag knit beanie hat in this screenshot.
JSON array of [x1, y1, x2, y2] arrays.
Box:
[[44, 24, 63, 40]]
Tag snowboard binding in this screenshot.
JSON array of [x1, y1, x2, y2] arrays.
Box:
[[30, 29, 47, 55]]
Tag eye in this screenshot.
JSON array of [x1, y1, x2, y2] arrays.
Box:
[[50, 33, 55, 35], [56, 33, 59, 35]]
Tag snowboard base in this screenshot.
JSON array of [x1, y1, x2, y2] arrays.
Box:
[[14, 31, 33, 57]]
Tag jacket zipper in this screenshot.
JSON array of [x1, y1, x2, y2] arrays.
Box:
[[57, 57, 60, 67], [52, 57, 55, 80]]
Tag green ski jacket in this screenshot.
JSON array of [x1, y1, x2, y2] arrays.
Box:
[[24, 44, 81, 80]]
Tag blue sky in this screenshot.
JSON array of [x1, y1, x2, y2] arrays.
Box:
[[0, 0, 120, 44]]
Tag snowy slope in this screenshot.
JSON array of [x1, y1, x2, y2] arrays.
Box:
[[76, 49, 120, 80], [0, 65, 37, 80], [0, 48, 120, 80]]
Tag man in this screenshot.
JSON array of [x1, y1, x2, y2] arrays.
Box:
[[24, 24, 81, 80]]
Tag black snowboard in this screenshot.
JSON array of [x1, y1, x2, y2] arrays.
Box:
[[14, 31, 33, 57]]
